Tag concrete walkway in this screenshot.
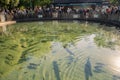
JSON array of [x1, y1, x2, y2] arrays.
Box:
[[0, 21, 16, 27]]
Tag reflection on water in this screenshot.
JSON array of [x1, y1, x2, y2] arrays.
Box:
[[53, 61, 61, 80], [93, 63, 105, 73], [110, 57, 120, 73], [0, 21, 120, 80], [84, 58, 92, 80]]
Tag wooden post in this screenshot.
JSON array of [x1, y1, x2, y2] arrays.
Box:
[[0, 10, 5, 22], [0, 10, 7, 33]]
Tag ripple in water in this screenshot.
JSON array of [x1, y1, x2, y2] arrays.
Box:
[[1, 21, 120, 80]]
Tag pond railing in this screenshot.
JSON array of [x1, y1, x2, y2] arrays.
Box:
[[12, 12, 120, 28]]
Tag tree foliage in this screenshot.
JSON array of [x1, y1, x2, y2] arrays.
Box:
[[109, 0, 120, 4], [34, 0, 52, 6], [0, 0, 19, 8], [0, 0, 52, 8], [19, 0, 52, 8]]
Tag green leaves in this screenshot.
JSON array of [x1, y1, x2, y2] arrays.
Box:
[[0, 0, 19, 8], [19, 0, 52, 7], [109, 0, 120, 4], [0, 0, 52, 8], [34, 0, 51, 6]]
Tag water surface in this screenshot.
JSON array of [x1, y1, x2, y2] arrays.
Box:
[[0, 21, 120, 80]]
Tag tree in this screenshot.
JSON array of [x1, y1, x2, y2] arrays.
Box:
[[34, 0, 52, 6], [19, 0, 30, 8], [109, 0, 120, 5], [0, 0, 19, 8], [19, 0, 52, 8]]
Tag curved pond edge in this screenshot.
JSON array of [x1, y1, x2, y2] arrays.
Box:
[[15, 18, 120, 29]]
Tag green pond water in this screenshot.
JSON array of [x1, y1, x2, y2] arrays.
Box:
[[0, 21, 120, 80]]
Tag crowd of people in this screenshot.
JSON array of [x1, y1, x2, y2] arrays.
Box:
[[0, 4, 120, 21]]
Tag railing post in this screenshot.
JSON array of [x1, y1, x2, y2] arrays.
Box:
[[0, 10, 7, 33]]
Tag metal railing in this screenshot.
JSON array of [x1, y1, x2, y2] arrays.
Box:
[[11, 11, 120, 27]]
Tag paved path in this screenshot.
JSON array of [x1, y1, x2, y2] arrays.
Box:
[[0, 21, 16, 27]]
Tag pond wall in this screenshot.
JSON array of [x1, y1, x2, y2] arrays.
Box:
[[13, 13, 120, 29]]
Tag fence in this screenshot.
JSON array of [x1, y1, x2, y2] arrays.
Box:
[[8, 11, 120, 28]]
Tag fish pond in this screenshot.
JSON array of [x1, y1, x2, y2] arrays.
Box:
[[0, 21, 120, 80]]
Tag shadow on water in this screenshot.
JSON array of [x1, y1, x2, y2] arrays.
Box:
[[113, 75, 120, 80], [65, 48, 74, 56], [94, 63, 105, 73], [32, 74, 35, 80], [53, 61, 61, 80], [27, 63, 38, 69], [84, 58, 93, 80]]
